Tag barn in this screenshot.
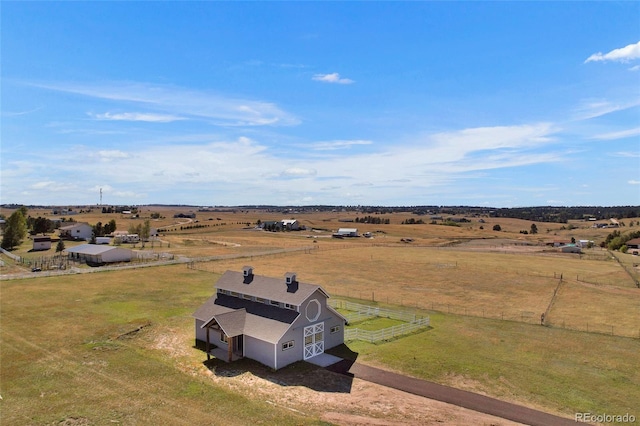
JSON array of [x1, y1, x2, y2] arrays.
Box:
[[65, 244, 134, 265]]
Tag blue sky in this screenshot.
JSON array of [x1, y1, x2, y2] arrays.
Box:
[[2, 2, 639, 207]]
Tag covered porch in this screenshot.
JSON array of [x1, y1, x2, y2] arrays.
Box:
[[202, 309, 247, 363]]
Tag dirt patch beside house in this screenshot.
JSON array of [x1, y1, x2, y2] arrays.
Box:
[[150, 326, 522, 426]]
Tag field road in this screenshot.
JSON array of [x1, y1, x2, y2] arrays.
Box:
[[327, 361, 579, 426]]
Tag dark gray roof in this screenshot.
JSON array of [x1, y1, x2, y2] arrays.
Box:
[[213, 309, 247, 338], [194, 294, 295, 343], [215, 270, 328, 306]]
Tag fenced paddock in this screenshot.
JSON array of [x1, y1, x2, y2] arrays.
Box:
[[329, 299, 430, 343]]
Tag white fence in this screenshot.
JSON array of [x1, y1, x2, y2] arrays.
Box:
[[329, 299, 417, 322], [344, 318, 430, 343], [329, 299, 430, 343]]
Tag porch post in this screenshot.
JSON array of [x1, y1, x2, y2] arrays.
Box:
[[206, 326, 210, 361], [228, 336, 233, 362]]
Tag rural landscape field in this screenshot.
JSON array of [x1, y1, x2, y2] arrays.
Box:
[[1, 205, 639, 425]]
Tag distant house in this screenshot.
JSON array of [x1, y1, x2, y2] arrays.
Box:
[[626, 238, 640, 249], [626, 238, 640, 255], [32, 236, 52, 251], [58, 223, 93, 241], [193, 267, 347, 370], [65, 244, 133, 265], [334, 228, 358, 237]]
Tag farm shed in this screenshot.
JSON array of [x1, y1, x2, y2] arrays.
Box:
[[193, 267, 347, 370], [335, 228, 358, 237], [65, 244, 133, 264], [32, 236, 52, 251]]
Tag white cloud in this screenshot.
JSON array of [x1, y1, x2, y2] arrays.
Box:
[[96, 150, 130, 160], [611, 151, 640, 158], [89, 112, 184, 122], [277, 167, 318, 179], [30, 180, 76, 192], [310, 139, 373, 151], [630, 65, 640, 72], [628, 180, 640, 185], [34, 81, 300, 127], [573, 99, 640, 120], [429, 123, 557, 155], [312, 73, 354, 84], [585, 41, 640, 63], [591, 127, 640, 140]]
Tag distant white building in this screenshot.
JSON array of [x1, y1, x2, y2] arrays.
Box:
[[66, 244, 134, 264], [335, 228, 358, 237], [32, 236, 52, 251], [281, 219, 300, 230]]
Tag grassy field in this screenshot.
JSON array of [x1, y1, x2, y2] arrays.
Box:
[[0, 266, 324, 425], [2, 206, 639, 423], [2, 264, 638, 424], [337, 310, 640, 419]]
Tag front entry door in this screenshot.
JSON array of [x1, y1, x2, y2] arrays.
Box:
[[303, 323, 324, 360]]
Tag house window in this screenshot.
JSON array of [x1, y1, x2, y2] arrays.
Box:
[[284, 303, 296, 310], [330, 326, 341, 334], [256, 297, 265, 303], [270, 300, 280, 307], [243, 294, 252, 300], [282, 341, 294, 351], [220, 333, 228, 343], [229, 292, 239, 297]]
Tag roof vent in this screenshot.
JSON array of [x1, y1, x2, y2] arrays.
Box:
[[285, 272, 298, 293], [242, 266, 254, 284]]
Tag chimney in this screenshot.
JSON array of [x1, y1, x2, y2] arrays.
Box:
[[285, 272, 298, 293], [242, 266, 254, 284]]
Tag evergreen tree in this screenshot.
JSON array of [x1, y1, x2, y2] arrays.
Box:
[[1, 208, 28, 250]]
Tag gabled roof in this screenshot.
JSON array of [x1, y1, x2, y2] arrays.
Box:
[[194, 294, 296, 343], [59, 222, 92, 230], [211, 309, 247, 338], [215, 270, 329, 306], [626, 238, 640, 246], [65, 244, 124, 255]]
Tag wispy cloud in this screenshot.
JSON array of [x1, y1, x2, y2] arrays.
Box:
[[630, 65, 640, 72], [2, 106, 44, 117], [591, 127, 640, 140], [628, 180, 640, 185], [30, 180, 77, 192], [312, 73, 354, 84], [96, 150, 130, 160], [309, 139, 373, 151], [33, 81, 300, 127], [573, 99, 640, 120], [610, 151, 640, 158], [585, 41, 640, 63], [89, 112, 185, 123]]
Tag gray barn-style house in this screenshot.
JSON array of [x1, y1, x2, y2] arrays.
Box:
[[193, 267, 347, 370]]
